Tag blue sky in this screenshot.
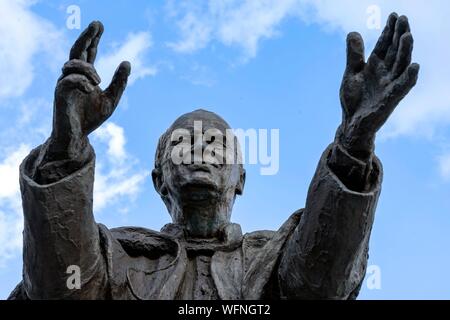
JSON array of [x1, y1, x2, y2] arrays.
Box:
[[0, 0, 449, 299]]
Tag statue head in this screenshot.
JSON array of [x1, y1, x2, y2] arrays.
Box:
[[152, 110, 246, 238]]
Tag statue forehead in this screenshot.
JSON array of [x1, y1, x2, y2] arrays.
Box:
[[169, 109, 231, 132], [156, 109, 237, 157]]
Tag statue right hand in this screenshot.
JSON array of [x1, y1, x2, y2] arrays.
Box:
[[50, 21, 131, 159]]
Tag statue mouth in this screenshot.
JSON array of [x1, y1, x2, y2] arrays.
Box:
[[179, 166, 220, 194], [183, 164, 219, 173], [180, 180, 219, 202]]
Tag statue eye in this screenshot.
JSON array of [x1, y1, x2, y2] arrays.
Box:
[[207, 136, 226, 147], [171, 136, 183, 146]]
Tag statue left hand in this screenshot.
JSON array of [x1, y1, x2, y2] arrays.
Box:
[[338, 13, 419, 159]]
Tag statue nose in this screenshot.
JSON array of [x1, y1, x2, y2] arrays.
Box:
[[191, 137, 208, 163]]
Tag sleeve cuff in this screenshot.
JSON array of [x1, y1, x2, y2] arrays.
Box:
[[327, 143, 373, 192], [33, 142, 95, 185]]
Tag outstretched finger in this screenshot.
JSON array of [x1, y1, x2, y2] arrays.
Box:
[[384, 63, 419, 108], [103, 61, 131, 110], [372, 12, 398, 60], [392, 16, 410, 50], [385, 15, 410, 68], [87, 22, 104, 64], [69, 21, 103, 62], [345, 32, 365, 73], [392, 32, 413, 79]]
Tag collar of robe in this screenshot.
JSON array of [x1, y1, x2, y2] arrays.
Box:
[[160, 222, 243, 254]]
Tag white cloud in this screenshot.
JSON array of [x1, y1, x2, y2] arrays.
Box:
[[94, 168, 148, 213], [0, 144, 30, 200], [0, 0, 64, 99], [214, 0, 298, 58], [93, 122, 148, 213], [167, 0, 298, 58], [167, 11, 212, 53], [95, 123, 127, 162], [0, 144, 31, 265], [96, 32, 157, 87]]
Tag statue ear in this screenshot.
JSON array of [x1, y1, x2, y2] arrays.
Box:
[[152, 168, 168, 196], [235, 169, 246, 196]]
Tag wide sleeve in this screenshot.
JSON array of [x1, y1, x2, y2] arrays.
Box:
[[20, 143, 108, 299], [278, 143, 383, 299]]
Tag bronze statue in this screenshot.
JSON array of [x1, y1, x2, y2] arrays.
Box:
[[9, 13, 419, 300]]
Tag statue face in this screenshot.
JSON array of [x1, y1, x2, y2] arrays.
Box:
[[152, 110, 245, 237]]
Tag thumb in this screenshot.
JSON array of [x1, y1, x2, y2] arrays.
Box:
[[103, 61, 131, 109]]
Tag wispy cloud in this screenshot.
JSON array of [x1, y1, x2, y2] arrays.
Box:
[[93, 122, 148, 213], [166, 0, 298, 59], [97, 31, 157, 87], [95, 123, 127, 162], [167, 10, 212, 53]]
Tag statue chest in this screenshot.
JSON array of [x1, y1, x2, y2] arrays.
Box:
[[177, 253, 219, 300]]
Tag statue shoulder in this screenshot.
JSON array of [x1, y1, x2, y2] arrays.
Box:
[[243, 230, 276, 248], [242, 210, 304, 263], [243, 209, 304, 249]]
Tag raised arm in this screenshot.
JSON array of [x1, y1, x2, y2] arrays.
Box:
[[19, 22, 130, 299], [278, 13, 419, 299]]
